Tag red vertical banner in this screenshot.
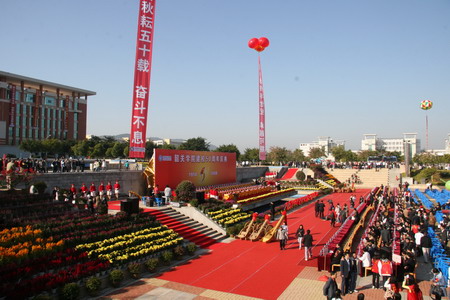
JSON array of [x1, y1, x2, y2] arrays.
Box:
[[9, 85, 16, 128], [258, 56, 266, 161], [129, 0, 156, 158]]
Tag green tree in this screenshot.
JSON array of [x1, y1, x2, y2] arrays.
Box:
[[357, 150, 379, 162], [331, 146, 357, 162], [331, 146, 346, 161], [145, 141, 156, 159], [42, 139, 64, 156], [160, 143, 177, 150], [267, 146, 291, 164], [179, 137, 210, 151], [291, 149, 306, 162], [215, 144, 241, 160], [72, 140, 91, 157], [19, 140, 43, 154], [111, 142, 127, 158], [105, 147, 114, 158], [175, 180, 196, 203], [308, 147, 326, 159], [90, 143, 107, 158], [241, 148, 260, 162], [413, 153, 439, 165]]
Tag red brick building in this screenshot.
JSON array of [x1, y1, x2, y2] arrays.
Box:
[[0, 71, 95, 148]]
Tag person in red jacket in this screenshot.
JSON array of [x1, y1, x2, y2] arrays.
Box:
[[80, 183, 88, 197], [106, 181, 113, 200], [114, 180, 120, 200], [98, 182, 105, 199], [90, 182, 97, 199], [371, 254, 380, 289], [378, 256, 393, 288], [70, 184, 77, 199]]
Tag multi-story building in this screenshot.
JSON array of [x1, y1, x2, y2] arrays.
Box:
[[0, 71, 95, 150], [299, 136, 345, 157], [361, 133, 421, 156], [152, 138, 186, 147]]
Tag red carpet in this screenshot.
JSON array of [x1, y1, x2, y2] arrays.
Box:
[[146, 209, 218, 248], [108, 201, 217, 248], [280, 168, 298, 180], [158, 190, 370, 299]]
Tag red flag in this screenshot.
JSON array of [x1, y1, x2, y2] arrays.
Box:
[[129, 0, 156, 158], [258, 56, 266, 161]]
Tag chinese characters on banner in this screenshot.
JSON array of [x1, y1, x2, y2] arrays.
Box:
[[129, 0, 156, 158], [153, 149, 236, 189], [9, 85, 16, 128], [258, 56, 266, 161]]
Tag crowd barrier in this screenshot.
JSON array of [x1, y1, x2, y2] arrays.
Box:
[[392, 191, 401, 263], [355, 187, 381, 257], [318, 188, 375, 271], [429, 225, 450, 287]]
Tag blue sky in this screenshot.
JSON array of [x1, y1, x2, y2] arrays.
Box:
[[2, 0, 449, 151]]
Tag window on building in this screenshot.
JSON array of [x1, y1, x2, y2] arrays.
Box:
[[44, 96, 56, 106], [25, 93, 35, 103]]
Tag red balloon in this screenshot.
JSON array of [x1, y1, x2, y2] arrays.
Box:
[[255, 45, 265, 52], [259, 37, 270, 48], [248, 38, 259, 49]]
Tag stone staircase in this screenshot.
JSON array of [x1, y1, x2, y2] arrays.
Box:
[[328, 168, 390, 188], [146, 207, 227, 248], [328, 169, 359, 183], [355, 169, 389, 188]]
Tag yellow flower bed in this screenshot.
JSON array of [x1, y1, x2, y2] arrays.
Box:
[[75, 226, 183, 264], [207, 208, 250, 227]]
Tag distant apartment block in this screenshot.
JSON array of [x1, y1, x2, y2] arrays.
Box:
[[299, 136, 345, 157], [361, 133, 421, 156]]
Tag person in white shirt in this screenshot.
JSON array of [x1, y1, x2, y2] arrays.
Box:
[[415, 231, 424, 246], [164, 185, 172, 204], [357, 247, 372, 268]]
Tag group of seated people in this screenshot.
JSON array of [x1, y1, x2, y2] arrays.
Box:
[[326, 188, 448, 299]]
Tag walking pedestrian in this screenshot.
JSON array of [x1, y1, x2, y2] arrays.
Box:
[[315, 200, 320, 218], [303, 229, 313, 261], [277, 224, 288, 250], [420, 231, 432, 263], [296, 224, 305, 249], [323, 271, 338, 300]]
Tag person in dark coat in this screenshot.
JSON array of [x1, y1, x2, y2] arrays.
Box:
[[381, 225, 391, 245], [303, 229, 313, 261], [318, 200, 325, 219], [340, 252, 351, 296], [420, 231, 433, 263], [323, 271, 338, 300], [315, 200, 320, 218]]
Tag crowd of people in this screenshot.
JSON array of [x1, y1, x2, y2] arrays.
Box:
[[322, 186, 449, 300], [39, 180, 122, 214], [326, 161, 402, 170]]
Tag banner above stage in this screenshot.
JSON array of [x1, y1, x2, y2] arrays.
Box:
[[153, 149, 236, 189], [129, 0, 156, 158]]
